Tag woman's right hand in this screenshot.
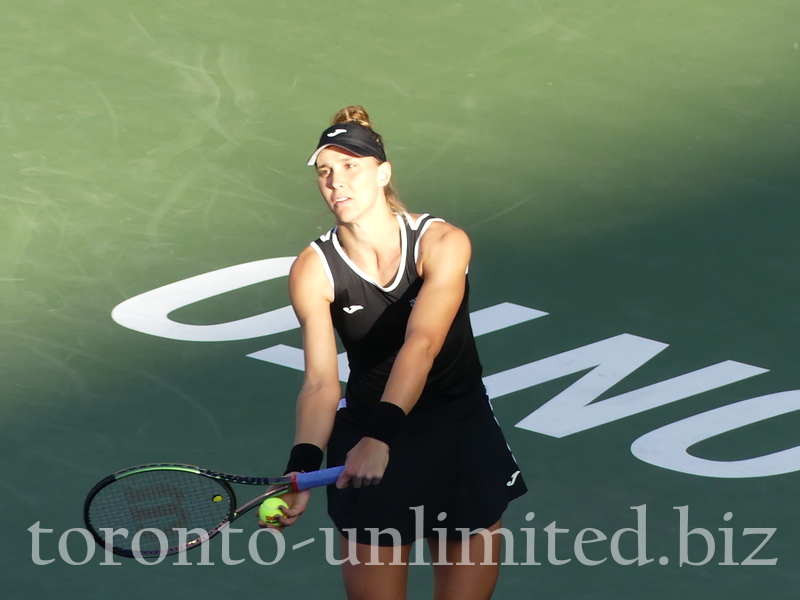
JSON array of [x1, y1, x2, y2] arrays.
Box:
[[257, 474, 312, 531]]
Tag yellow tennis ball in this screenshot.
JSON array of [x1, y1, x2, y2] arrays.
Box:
[[258, 496, 289, 525]]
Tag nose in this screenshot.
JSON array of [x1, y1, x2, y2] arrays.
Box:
[[329, 170, 344, 189]]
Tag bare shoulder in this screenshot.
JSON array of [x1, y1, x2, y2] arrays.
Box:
[[418, 221, 471, 277], [290, 245, 322, 283], [290, 245, 334, 305], [419, 220, 471, 252]]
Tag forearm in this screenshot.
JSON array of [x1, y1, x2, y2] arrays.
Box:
[[337, 338, 435, 488], [294, 381, 341, 449], [379, 336, 437, 413]]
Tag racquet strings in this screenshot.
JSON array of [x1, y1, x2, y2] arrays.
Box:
[[87, 470, 234, 554]]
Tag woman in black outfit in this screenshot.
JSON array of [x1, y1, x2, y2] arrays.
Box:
[[270, 106, 526, 600]]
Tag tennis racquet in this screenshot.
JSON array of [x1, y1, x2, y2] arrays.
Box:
[[83, 463, 344, 558]]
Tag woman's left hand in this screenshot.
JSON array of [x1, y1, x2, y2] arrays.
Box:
[[336, 437, 390, 489]]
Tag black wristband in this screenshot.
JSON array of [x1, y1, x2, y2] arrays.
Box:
[[284, 443, 324, 475], [362, 402, 407, 447]]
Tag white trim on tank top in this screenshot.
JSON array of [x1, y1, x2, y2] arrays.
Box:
[[413, 216, 446, 265], [405, 212, 429, 231]]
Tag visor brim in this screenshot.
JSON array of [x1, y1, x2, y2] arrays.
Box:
[[306, 143, 383, 166]]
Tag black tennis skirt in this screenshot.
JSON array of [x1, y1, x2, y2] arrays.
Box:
[[326, 384, 527, 546]]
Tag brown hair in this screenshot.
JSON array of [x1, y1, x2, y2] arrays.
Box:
[[331, 106, 406, 215]]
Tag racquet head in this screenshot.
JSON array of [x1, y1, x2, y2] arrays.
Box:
[[84, 465, 287, 557]]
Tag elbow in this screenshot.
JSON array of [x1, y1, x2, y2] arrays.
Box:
[[404, 333, 442, 363], [301, 377, 342, 400]]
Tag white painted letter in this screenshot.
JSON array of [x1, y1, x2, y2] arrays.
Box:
[[631, 391, 800, 478], [111, 257, 298, 341], [483, 334, 766, 437]]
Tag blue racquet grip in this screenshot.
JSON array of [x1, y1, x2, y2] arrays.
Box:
[[293, 466, 345, 491]]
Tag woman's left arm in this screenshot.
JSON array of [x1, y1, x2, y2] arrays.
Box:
[[336, 223, 472, 489], [381, 222, 472, 412]]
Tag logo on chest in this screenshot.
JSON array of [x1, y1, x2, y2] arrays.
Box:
[[343, 305, 364, 314]]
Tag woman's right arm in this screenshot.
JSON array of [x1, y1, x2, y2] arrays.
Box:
[[266, 246, 341, 530], [289, 246, 342, 450]]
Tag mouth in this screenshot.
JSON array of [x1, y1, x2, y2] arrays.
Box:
[[333, 196, 351, 206]]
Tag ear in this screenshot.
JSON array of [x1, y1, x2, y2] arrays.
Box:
[[376, 161, 392, 187]]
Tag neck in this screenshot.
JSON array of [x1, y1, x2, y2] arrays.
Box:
[[337, 204, 402, 255]]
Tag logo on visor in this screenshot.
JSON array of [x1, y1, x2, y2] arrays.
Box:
[[327, 129, 348, 137]]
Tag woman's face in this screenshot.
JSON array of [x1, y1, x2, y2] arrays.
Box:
[[315, 146, 391, 223]]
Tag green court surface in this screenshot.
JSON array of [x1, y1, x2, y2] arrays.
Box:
[[3, 1, 800, 597]]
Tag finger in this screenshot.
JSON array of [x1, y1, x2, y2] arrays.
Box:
[[258, 517, 285, 529], [278, 515, 298, 528], [336, 471, 351, 489], [258, 516, 288, 530], [283, 500, 307, 518], [283, 507, 305, 518], [271, 512, 294, 529]]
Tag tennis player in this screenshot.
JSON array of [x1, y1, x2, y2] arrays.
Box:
[[271, 106, 526, 600]]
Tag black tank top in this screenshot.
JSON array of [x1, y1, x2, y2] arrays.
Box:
[[310, 213, 483, 416]]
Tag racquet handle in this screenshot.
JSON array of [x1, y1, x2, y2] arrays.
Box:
[[293, 466, 345, 491]]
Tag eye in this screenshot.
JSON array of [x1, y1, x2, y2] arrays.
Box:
[[346, 163, 357, 169]]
